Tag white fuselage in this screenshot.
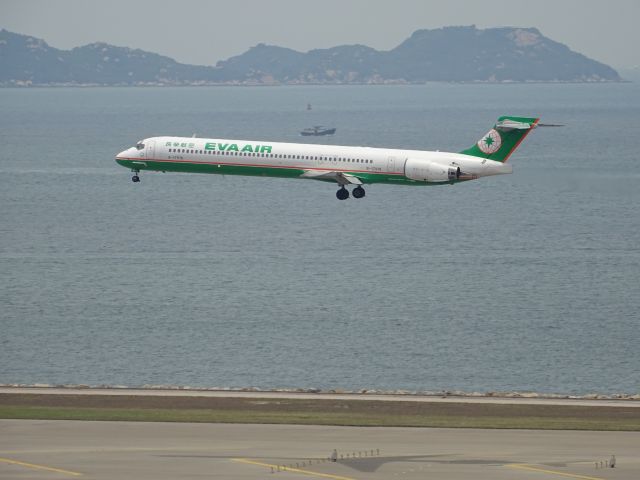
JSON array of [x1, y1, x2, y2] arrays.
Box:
[[116, 136, 512, 185]]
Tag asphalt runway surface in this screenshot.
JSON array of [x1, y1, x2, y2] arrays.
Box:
[[1, 419, 638, 480]]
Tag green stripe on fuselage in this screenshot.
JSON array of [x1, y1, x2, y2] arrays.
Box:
[[116, 158, 453, 186]]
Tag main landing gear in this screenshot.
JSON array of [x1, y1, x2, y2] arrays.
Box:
[[336, 185, 366, 200], [131, 170, 140, 183]]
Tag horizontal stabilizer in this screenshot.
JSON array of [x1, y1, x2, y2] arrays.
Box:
[[495, 119, 533, 131]]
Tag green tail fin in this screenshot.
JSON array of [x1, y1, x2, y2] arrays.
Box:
[[460, 116, 539, 163]]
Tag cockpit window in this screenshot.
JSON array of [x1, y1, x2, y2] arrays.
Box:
[[136, 141, 145, 150]]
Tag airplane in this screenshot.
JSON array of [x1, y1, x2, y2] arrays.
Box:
[[115, 115, 539, 200]]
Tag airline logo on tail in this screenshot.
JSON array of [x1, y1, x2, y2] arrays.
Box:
[[460, 116, 539, 163], [477, 129, 502, 154]]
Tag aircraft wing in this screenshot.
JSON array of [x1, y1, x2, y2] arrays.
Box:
[[300, 170, 363, 185]]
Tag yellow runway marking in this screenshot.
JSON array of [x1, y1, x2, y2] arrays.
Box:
[[232, 458, 357, 480], [0, 457, 82, 476], [507, 463, 605, 480]]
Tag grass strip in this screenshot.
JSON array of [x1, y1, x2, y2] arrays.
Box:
[[1, 405, 638, 431]]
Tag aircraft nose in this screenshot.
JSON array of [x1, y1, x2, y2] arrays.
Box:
[[115, 149, 130, 165]]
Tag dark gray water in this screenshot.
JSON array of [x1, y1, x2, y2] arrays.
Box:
[[1, 84, 639, 394]]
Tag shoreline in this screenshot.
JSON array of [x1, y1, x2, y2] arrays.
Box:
[[0, 80, 631, 88], [2, 386, 639, 430], [1, 385, 638, 407]]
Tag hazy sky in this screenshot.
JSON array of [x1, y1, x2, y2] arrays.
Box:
[[2, 0, 639, 69]]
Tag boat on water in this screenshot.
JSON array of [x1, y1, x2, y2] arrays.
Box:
[[300, 126, 336, 136]]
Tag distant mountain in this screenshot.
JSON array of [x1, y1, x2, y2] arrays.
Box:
[[218, 26, 621, 83], [0, 29, 218, 86], [0, 26, 621, 86]]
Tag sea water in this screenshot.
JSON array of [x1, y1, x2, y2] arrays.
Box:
[[1, 84, 639, 395]]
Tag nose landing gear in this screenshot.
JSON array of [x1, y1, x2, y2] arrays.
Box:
[[131, 170, 140, 183]]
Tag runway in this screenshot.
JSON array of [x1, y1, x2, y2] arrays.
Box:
[[1, 420, 638, 480]]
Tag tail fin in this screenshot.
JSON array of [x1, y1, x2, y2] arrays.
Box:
[[460, 116, 539, 163]]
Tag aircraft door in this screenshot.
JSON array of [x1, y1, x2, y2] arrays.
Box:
[[387, 156, 396, 173], [146, 140, 155, 160], [388, 156, 408, 174]]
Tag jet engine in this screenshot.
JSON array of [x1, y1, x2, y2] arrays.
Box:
[[405, 158, 460, 182]]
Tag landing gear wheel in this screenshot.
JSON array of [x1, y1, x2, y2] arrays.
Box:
[[132, 175, 140, 183], [352, 186, 365, 199], [336, 187, 349, 200]]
